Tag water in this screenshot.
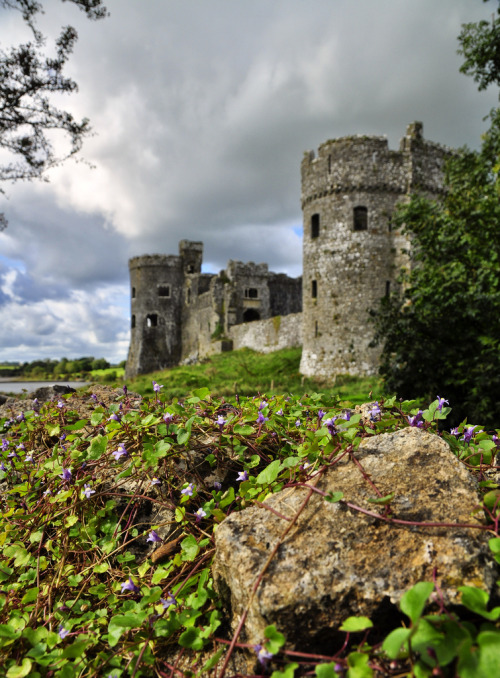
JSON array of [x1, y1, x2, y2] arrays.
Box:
[[0, 380, 91, 395]]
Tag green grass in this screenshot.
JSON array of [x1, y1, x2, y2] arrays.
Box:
[[126, 347, 386, 404]]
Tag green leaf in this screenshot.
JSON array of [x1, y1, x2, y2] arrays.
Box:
[[6, 659, 32, 678], [400, 581, 434, 624], [256, 460, 281, 485], [90, 411, 104, 426], [271, 664, 299, 678], [325, 491, 344, 503], [367, 492, 394, 505], [264, 624, 286, 654], [459, 586, 500, 621], [178, 627, 204, 650], [339, 616, 373, 632], [315, 663, 339, 678], [21, 587, 39, 604], [62, 639, 92, 659], [108, 613, 146, 647], [87, 435, 108, 460], [63, 419, 88, 431], [94, 563, 109, 574], [197, 648, 224, 676], [382, 627, 412, 659], [233, 424, 254, 435], [45, 423, 60, 437], [346, 651, 373, 678], [177, 428, 191, 445], [192, 387, 210, 400], [181, 535, 199, 561], [476, 630, 500, 678]]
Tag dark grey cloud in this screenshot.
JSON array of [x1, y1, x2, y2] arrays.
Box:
[[0, 0, 497, 362]]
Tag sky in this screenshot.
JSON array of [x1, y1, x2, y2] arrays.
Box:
[[0, 0, 498, 365]]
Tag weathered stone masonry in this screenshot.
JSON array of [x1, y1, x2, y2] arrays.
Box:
[[300, 122, 450, 378], [126, 123, 451, 380]]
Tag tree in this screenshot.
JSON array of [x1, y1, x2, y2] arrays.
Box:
[[0, 0, 108, 228], [372, 2, 500, 427]]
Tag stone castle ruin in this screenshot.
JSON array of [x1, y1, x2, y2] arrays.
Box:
[[126, 123, 450, 380]]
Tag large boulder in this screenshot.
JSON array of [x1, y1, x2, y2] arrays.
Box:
[[212, 428, 497, 653]]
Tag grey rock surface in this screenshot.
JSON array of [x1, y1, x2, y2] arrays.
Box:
[[212, 428, 497, 652]]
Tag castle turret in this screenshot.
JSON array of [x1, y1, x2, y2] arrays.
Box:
[[299, 122, 449, 378], [125, 253, 184, 379]]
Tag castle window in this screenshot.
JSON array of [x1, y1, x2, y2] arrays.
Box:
[[315, 321, 318, 337], [328, 155, 331, 174], [311, 213, 320, 238], [131, 315, 136, 329], [353, 206, 368, 231], [132, 287, 136, 299], [146, 314, 158, 328], [311, 280, 317, 298], [186, 289, 191, 304], [385, 281, 391, 297], [186, 264, 195, 274], [243, 308, 260, 322], [158, 285, 170, 297], [244, 288, 259, 299]]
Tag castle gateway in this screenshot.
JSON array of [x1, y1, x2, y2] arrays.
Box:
[[126, 123, 450, 380]]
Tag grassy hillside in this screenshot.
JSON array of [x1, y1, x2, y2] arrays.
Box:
[[126, 347, 386, 404]]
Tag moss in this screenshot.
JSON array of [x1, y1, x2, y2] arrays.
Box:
[[272, 315, 281, 333]]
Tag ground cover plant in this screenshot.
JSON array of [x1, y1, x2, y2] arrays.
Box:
[[0, 383, 499, 677]]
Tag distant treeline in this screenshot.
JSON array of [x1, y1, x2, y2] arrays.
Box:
[[0, 357, 126, 379]]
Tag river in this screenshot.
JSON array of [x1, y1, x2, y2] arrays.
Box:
[[0, 380, 91, 395]]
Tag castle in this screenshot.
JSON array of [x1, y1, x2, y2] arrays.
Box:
[[125, 122, 450, 381]]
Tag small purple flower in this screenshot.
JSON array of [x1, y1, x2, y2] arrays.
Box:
[[295, 419, 301, 427], [0, 462, 6, 472], [16, 443, 25, 451], [83, 484, 95, 499], [112, 444, 127, 461], [317, 410, 325, 421], [43, 489, 51, 496], [151, 477, 161, 486], [108, 413, 120, 422], [57, 400, 65, 409], [16, 412, 25, 422], [7, 450, 18, 459], [163, 412, 174, 425], [181, 482, 194, 497], [152, 380, 163, 393], [147, 530, 162, 543], [123, 385, 128, 395], [91, 394, 98, 402], [32, 398, 40, 410], [343, 410, 351, 421], [161, 592, 177, 609], [237, 470, 249, 482], [450, 427, 460, 437], [324, 417, 337, 435], [121, 576, 140, 594], [256, 412, 269, 425], [60, 468, 72, 481], [369, 402, 381, 420], [213, 481, 222, 491], [493, 435, 500, 447], [2, 439, 9, 451], [436, 396, 449, 412], [217, 415, 226, 431], [253, 644, 273, 666], [461, 426, 482, 444], [259, 401, 267, 411], [408, 410, 424, 428], [195, 507, 206, 522], [277, 409, 284, 416], [58, 624, 69, 639]]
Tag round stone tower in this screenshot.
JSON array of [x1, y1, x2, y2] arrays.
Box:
[[299, 122, 449, 378], [125, 254, 184, 379]]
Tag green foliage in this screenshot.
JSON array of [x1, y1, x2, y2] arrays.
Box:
[[0, 386, 498, 676]]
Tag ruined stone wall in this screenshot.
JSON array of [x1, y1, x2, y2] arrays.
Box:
[[300, 123, 450, 379], [229, 312, 302, 353]]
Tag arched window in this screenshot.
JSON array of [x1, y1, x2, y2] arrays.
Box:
[[243, 309, 260, 323], [132, 287, 136, 299], [131, 315, 136, 329], [311, 213, 320, 238], [244, 288, 259, 299], [158, 285, 170, 297], [311, 280, 317, 298], [353, 206, 368, 231], [146, 314, 158, 328]]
